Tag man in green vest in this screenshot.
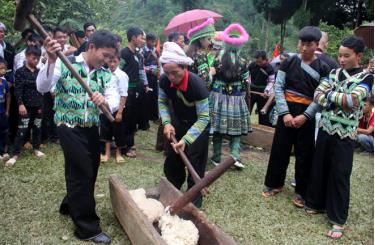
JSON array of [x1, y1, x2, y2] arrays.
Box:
[[37, 30, 116, 244]]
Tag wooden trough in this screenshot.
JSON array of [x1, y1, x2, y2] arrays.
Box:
[[109, 174, 237, 245], [241, 124, 275, 150]]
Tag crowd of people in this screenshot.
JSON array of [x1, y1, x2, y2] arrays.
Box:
[[0, 17, 373, 243]]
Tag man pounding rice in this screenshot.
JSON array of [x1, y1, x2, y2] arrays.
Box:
[[158, 41, 210, 208]]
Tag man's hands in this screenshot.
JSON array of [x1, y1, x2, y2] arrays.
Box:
[[44, 37, 62, 64], [283, 114, 294, 127], [115, 111, 122, 123], [163, 124, 186, 153], [293, 115, 307, 128], [163, 124, 175, 140], [145, 85, 153, 93], [171, 139, 186, 153], [91, 92, 106, 107], [283, 114, 307, 128], [19, 105, 27, 116]]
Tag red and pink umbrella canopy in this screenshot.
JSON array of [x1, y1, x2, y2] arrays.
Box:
[[164, 9, 222, 35]]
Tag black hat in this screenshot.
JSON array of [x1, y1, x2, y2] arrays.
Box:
[[298, 26, 322, 42]]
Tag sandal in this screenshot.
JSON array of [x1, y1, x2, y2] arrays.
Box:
[[262, 187, 283, 198], [125, 150, 137, 158], [326, 225, 344, 239], [116, 155, 125, 164], [304, 207, 319, 215], [5, 157, 17, 167], [292, 195, 305, 208], [100, 155, 109, 163]]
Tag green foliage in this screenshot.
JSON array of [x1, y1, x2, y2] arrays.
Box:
[[308, 0, 374, 29], [292, 6, 312, 29], [0, 0, 17, 40], [319, 22, 352, 59]]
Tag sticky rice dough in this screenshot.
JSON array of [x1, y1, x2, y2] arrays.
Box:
[[158, 213, 199, 245], [129, 188, 164, 222], [129, 188, 199, 245]]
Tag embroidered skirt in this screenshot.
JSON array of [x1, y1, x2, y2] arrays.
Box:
[[209, 91, 251, 136]]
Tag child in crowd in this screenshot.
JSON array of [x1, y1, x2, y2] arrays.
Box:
[[0, 57, 10, 160], [100, 52, 128, 163], [6, 46, 45, 167], [120, 27, 150, 157], [356, 96, 374, 153]]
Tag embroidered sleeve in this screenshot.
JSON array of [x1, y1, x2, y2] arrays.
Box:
[[327, 85, 369, 110], [274, 70, 289, 115], [193, 53, 210, 83], [158, 87, 171, 125], [181, 98, 209, 145], [314, 70, 336, 107], [139, 67, 148, 86], [304, 75, 329, 119]]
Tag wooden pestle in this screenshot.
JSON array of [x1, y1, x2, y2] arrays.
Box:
[[168, 156, 236, 215], [170, 134, 209, 196]]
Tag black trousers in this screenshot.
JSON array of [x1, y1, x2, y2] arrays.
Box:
[[137, 86, 150, 130], [250, 93, 271, 126], [164, 118, 209, 208], [264, 103, 315, 197], [0, 113, 8, 155], [13, 107, 42, 155], [146, 74, 159, 121], [58, 125, 102, 239], [99, 113, 125, 147], [8, 86, 18, 144], [305, 129, 354, 225], [122, 87, 142, 152], [41, 92, 58, 142]]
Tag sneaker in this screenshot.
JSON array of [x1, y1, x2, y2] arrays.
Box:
[[211, 159, 220, 166], [234, 160, 245, 169], [34, 150, 46, 157], [5, 157, 17, 167]]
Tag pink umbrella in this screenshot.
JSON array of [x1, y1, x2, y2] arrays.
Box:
[[164, 9, 222, 35]]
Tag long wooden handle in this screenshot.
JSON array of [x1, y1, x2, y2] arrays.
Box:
[[170, 135, 202, 184], [170, 135, 209, 196], [28, 14, 115, 122], [260, 93, 275, 115], [169, 156, 235, 215]]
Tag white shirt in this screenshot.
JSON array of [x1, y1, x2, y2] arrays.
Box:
[[104, 67, 129, 113], [0, 41, 5, 58], [14, 46, 47, 72], [36, 53, 98, 94]]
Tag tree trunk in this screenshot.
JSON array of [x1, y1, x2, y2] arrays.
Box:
[[264, 12, 271, 52], [302, 0, 308, 10], [280, 19, 286, 52], [356, 0, 364, 27]]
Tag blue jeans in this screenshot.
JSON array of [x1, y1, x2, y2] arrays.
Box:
[[357, 134, 374, 153]]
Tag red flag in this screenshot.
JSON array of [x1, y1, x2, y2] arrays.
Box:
[[272, 43, 280, 58]]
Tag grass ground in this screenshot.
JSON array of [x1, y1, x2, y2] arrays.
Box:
[[0, 123, 373, 245]]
